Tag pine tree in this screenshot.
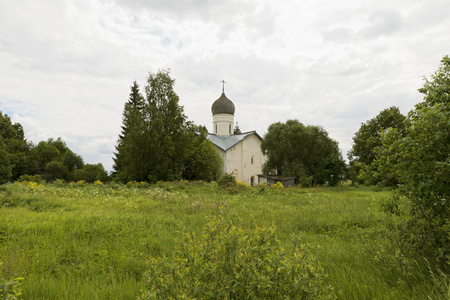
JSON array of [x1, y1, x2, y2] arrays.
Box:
[[113, 81, 146, 181], [113, 70, 191, 182]]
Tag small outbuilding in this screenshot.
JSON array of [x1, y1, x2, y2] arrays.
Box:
[[257, 174, 296, 187]]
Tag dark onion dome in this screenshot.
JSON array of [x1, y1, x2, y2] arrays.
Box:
[[211, 92, 235, 115]]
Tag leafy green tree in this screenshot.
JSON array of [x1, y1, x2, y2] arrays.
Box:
[[43, 160, 69, 182], [303, 125, 345, 186], [74, 163, 109, 182], [376, 55, 449, 269], [190, 124, 208, 133], [144, 70, 191, 182], [0, 137, 12, 184], [30, 140, 60, 174], [348, 106, 406, 184], [183, 130, 223, 182], [62, 150, 84, 176], [30, 138, 83, 182], [114, 70, 191, 182], [261, 119, 344, 186], [0, 112, 32, 182]]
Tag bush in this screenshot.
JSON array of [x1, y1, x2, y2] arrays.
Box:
[[217, 173, 236, 187], [16, 174, 44, 184], [217, 173, 250, 194], [73, 163, 109, 183], [0, 262, 23, 299], [299, 175, 313, 188], [139, 211, 335, 299], [270, 181, 285, 189]]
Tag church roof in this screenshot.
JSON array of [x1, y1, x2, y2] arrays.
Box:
[[207, 131, 262, 151], [211, 92, 235, 115]]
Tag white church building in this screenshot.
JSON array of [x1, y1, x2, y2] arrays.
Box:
[[207, 87, 266, 186]]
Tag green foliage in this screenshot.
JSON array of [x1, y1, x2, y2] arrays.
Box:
[[29, 138, 84, 182], [113, 81, 147, 182], [217, 173, 236, 187], [190, 124, 208, 133], [0, 262, 23, 300], [43, 160, 69, 182], [234, 122, 242, 134], [113, 71, 191, 182], [299, 175, 313, 187], [216, 173, 252, 194], [0, 140, 12, 184], [0, 112, 32, 183], [375, 55, 450, 270], [261, 120, 345, 186], [183, 130, 223, 182], [0, 113, 90, 184], [74, 163, 109, 183], [0, 278, 23, 300], [139, 211, 335, 299], [348, 106, 406, 185], [418, 55, 450, 107]]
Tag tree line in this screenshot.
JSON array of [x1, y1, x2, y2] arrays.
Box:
[[0, 69, 347, 186], [0, 116, 109, 184], [0, 75, 222, 185]]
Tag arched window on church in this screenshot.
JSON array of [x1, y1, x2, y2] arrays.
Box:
[[229, 124, 231, 134], [251, 156, 254, 164]]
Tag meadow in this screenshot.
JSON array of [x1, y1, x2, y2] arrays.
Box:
[[0, 181, 447, 299]]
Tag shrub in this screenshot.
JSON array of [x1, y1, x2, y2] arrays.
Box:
[[139, 211, 335, 299], [16, 174, 44, 184], [73, 163, 109, 183], [299, 175, 313, 188], [270, 181, 285, 189], [217, 173, 236, 187], [52, 179, 66, 185], [0, 262, 23, 299]]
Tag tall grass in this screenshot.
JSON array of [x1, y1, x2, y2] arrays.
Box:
[[0, 181, 446, 299]]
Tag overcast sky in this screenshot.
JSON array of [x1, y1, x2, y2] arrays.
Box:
[[1, 0, 449, 172]]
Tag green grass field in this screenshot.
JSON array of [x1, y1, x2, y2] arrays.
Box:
[[0, 181, 447, 299]]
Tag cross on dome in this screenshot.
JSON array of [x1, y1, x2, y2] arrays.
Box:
[[211, 80, 235, 115], [221, 80, 226, 93]]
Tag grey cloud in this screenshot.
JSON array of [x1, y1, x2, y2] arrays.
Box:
[[322, 27, 354, 44], [359, 8, 403, 39], [113, 0, 254, 20], [113, 0, 276, 40]]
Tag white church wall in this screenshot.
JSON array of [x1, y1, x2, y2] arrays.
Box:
[[241, 135, 266, 186], [226, 141, 243, 182], [212, 113, 234, 135], [222, 134, 266, 186], [217, 148, 227, 175]]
